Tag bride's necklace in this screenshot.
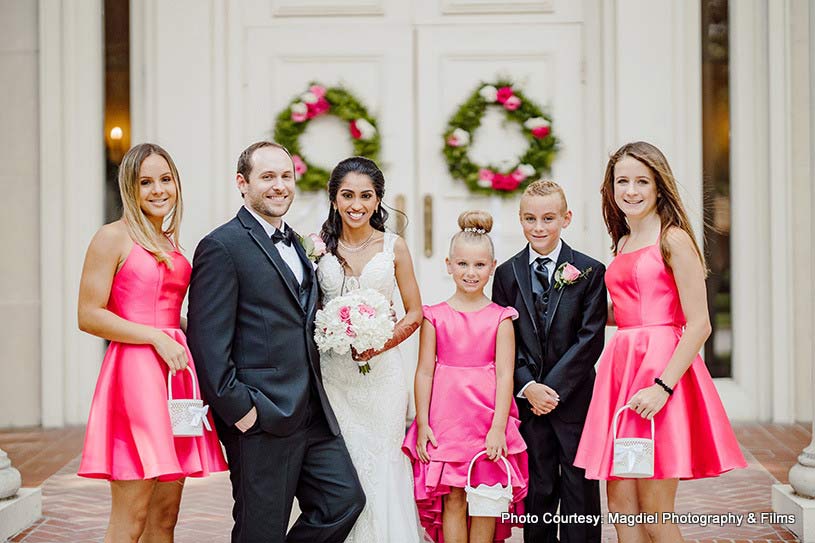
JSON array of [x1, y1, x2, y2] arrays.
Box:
[[338, 230, 376, 253]]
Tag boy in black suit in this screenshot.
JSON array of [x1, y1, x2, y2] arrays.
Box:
[[492, 180, 606, 543]]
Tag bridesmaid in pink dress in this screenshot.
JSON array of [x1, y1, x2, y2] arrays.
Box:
[[574, 142, 746, 542], [403, 211, 529, 543], [77, 143, 226, 543]]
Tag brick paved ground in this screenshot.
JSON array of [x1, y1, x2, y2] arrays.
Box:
[[4, 423, 810, 542]]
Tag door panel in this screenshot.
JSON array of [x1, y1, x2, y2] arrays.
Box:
[[415, 24, 585, 304]]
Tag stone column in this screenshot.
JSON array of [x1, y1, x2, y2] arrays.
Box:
[[771, 2, 815, 541], [0, 448, 41, 541], [0, 449, 21, 499]]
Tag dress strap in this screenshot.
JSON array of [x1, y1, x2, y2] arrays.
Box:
[[383, 231, 397, 256]]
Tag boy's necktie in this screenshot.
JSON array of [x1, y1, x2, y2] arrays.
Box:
[[532, 257, 552, 294]]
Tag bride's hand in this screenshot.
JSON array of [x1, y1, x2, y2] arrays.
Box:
[[351, 347, 376, 362], [416, 425, 438, 464]]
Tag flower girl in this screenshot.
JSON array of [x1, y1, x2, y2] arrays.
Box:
[[403, 210, 529, 543]]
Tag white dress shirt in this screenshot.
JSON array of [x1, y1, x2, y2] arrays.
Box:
[[518, 240, 562, 399], [244, 205, 304, 284]]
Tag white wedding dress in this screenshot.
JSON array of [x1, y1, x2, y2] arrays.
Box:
[[316, 232, 424, 543]]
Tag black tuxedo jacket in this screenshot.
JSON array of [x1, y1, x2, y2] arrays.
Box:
[[492, 241, 607, 424], [187, 207, 339, 437]]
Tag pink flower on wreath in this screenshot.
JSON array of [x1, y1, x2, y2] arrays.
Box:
[[478, 168, 494, 181], [510, 168, 527, 183], [358, 304, 376, 318], [292, 154, 308, 176], [504, 95, 521, 111], [307, 97, 330, 119], [491, 173, 521, 191], [339, 306, 352, 324], [496, 86, 514, 104], [309, 85, 326, 99], [349, 120, 362, 140], [292, 111, 308, 123], [532, 125, 551, 139], [561, 263, 582, 282]]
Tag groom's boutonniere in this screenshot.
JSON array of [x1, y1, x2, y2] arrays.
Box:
[[553, 262, 592, 290], [297, 233, 327, 262]]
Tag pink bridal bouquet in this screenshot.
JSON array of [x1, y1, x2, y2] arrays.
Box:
[[314, 289, 394, 374]]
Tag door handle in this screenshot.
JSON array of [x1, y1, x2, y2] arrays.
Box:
[[393, 193, 407, 237], [423, 194, 433, 257]]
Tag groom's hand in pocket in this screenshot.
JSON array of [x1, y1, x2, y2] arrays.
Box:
[[235, 406, 257, 433]]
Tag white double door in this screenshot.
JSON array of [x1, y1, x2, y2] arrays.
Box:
[[239, 18, 587, 306]]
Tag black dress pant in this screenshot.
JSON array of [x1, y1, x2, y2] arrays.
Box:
[[521, 414, 600, 543], [220, 402, 365, 543]]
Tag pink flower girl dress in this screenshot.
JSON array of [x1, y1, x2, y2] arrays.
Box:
[[403, 302, 529, 543]]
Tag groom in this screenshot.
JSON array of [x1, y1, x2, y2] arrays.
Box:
[[187, 141, 365, 543]]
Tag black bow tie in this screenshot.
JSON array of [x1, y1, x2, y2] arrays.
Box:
[[271, 225, 294, 247]]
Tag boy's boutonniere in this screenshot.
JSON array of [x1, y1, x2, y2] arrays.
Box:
[[297, 232, 327, 262], [553, 262, 592, 290]]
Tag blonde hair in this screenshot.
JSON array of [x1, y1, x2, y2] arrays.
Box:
[[118, 143, 183, 268], [449, 210, 494, 258], [522, 179, 568, 214], [600, 141, 706, 271]]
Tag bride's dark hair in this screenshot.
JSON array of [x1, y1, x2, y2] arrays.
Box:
[[320, 156, 390, 256]]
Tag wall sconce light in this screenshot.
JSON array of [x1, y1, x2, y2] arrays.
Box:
[[108, 126, 125, 162]]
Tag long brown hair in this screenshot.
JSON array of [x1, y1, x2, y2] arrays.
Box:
[[600, 141, 706, 270], [118, 143, 183, 268]]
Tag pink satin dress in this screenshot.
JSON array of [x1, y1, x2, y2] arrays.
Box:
[[78, 243, 227, 481], [402, 302, 529, 543], [574, 243, 747, 480]]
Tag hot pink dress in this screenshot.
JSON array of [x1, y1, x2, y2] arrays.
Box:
[[402, 302, 529, 543], [78, 243, 227, 481], [574, 243, 747, 480]]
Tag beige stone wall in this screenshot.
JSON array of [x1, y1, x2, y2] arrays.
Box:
[[0, 0, 40, 426]]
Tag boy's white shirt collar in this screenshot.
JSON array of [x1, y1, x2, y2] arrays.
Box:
[[528, 239, 562, 266]]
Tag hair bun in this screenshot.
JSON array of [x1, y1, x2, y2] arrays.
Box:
[[457, 210, 493, 234]]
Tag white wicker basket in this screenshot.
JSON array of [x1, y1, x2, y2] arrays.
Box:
[[167, 367, 211, 437], [611, 405, 654, 478], [464, 450, 513, 517]]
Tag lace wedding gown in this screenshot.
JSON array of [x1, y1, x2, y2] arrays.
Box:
[[317, 232, 424, 543]]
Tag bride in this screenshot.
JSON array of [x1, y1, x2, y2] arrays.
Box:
[[316, 156, 424, 543]]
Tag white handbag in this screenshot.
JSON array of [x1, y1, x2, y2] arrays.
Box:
[[465, 450, 513, 517], [611, 405, 655, 478], [167, 367, 212, 437]]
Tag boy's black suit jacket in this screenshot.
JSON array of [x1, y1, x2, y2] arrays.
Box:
[[492, 241, 607, 424]]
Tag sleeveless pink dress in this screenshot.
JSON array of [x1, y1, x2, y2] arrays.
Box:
[[78, 243, 227, 481], [402, 302, 529, 543], [574, 243, 747, 480]]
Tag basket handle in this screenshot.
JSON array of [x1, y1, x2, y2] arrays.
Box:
[[612, 405, 655, 440], [167, 366, 199, 401], [466, 450, 512, 489]]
